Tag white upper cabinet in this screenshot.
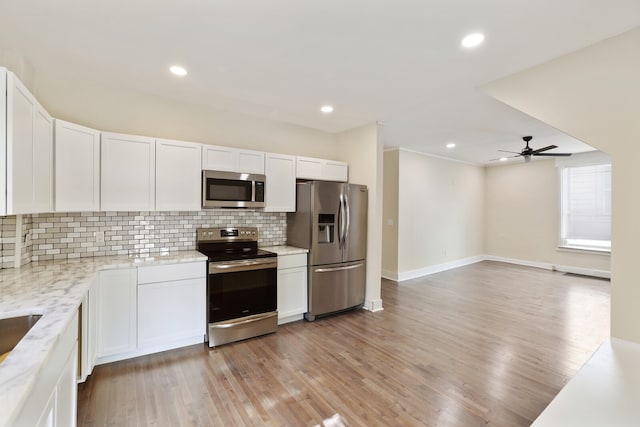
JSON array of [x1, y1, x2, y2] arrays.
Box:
[[237, 149, 265, 174], [264, 153, 296, 212], [101, 132, 156, 211], [156, 138, 202, 211], [54, 120, 101, 212], [296, 156, 348, 182], [202, 144, 265, 174], [6, 71, 53, 215]]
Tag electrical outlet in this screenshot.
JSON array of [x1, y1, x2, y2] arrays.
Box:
[[94, 230, 105, 243]]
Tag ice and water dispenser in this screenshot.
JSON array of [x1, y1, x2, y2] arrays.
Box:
[[317, 214, 335, 243]]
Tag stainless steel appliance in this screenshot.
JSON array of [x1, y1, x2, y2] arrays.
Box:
[[202, 170, 266, 209], [287, 181, 368, 321], [196, 227, 277, 347]]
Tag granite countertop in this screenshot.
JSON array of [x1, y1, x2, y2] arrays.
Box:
[[0, 250, 207, 427], [261, 245, 309, 256]]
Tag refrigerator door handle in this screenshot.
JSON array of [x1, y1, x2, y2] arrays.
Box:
[[339, 193, 346, 248], [314, 263, 364, 273], [344, 192, 351, 245]]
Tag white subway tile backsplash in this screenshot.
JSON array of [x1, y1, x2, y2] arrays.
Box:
[[0, 210, 287, 267]]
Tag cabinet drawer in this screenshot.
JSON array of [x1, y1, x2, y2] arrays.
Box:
[[278, 253, 308, 270], [138, 261, 205, 284]]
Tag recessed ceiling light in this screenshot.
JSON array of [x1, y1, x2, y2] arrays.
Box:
[[446, 143, 456, 149], [499, 157, 508, 162], [461, 33, 485, 48], [170, 65, 187, 76], [320, 105, 334, 114]]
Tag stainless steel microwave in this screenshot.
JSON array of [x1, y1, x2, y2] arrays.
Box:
[[202, 170, 266, 209]]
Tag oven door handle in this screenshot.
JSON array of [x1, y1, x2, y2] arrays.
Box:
[[209, 258, 277, 274]]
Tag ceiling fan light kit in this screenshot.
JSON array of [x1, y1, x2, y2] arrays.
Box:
[[495, 136, 572, 163]]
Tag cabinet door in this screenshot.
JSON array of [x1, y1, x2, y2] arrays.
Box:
[[138, 278, 206, 348], [35, 392, 55, 427], [33, 106, 53, 213], [101, 132, 156, 211], [0, 69, 7, 216], [97, 268, 137, 358], [79, 277, 98, 383], [7, 73, 35, 214], [202, 144, 236, 172], [265, 153, 296, 212], [6, 72, 54, 214], [156, 138, 202, 211], [87, 276, 98, 372], [278, 265, 308, 322], [237, 149, 265, 174], [323, 160, 348, 182], [296, 156, 323, 180], [54, 120, 100, 212], [55, 342, 78, 427], [202, 144, 265, 174]]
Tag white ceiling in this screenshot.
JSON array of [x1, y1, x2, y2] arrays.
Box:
[[1, 1, 639, 164]]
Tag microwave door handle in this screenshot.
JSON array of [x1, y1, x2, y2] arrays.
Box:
[[252, 180, 256, 202]]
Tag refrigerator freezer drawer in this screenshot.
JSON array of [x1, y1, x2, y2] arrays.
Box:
[[306, 260, 366, 321]]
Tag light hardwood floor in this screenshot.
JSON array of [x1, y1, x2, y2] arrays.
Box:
[[77, 261, 610, 426]]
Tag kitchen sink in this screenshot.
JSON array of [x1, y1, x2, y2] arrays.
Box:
[[0, 314, 42, 364]]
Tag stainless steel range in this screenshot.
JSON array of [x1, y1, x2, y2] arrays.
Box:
[[196, 227, 277, 347]]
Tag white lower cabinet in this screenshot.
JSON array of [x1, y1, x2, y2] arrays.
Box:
[[137, 262, 206, 350], [96, 268, 137, 363], [277, 253, 308, 324], [78, 276, 98, 383], [94, 262, 206, 365], [14, 311, 79, 427]]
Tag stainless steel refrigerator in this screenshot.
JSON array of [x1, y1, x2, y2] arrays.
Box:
[[287, 181, 367, 321]]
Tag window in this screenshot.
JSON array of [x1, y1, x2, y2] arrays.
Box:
[[559, 152, 611, 251]]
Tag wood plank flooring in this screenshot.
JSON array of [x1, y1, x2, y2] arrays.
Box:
[[77, 261, 610, 426]]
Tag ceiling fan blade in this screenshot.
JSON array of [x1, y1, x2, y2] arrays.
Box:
[[530, 145, 558, 154], [498, 150, 521, 154], [533, 152, 572, 157]]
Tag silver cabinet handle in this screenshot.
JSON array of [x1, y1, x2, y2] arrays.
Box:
[[315, 263, 364, 273]]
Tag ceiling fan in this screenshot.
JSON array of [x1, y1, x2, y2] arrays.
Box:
[[496, 136, 572, 162]]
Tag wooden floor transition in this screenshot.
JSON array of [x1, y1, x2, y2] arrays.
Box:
[[77, 261, 610, 427]]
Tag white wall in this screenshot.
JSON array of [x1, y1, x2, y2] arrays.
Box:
[[485, 159, 610, 273], [482, 26, 640, 342], [382, 149, 399, 275], [337, 123, 384, 312], [30, 69, 341, 159], [383, 149, 485, 281]]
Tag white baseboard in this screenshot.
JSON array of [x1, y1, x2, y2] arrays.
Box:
[[484, 255, 553, 271], [381, 270, 398, 281], [554, 264, 610, 279], [363, 298, 384, 312], [383, 254, 610, 282], [395, 255, 485, 282]]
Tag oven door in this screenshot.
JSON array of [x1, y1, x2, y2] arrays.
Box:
[[208, 258, 277, 323]]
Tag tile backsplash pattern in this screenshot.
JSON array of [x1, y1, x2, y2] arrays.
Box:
[[0, 216, 16, 268], [0, 210, 287, 267], [26, 210, 287, 263], [0, 215, 31, 268]]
